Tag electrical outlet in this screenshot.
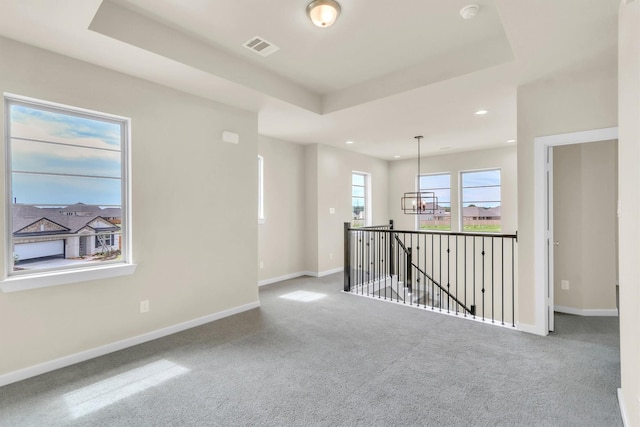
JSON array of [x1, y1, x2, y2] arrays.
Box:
[[329, 208, 335, 214], [329, 252, 333, 260], [140, 300, 150, 313], [259, 261, 264, 269], [561, 280, 569, 290]]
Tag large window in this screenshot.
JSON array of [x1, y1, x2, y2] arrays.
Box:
[[5, 95, 131, 279], [418, 173, 451, 230], [351, 172, 369, 227], [460, 169, 501, 232]]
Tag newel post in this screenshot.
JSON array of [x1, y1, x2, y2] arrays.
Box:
[[389, 219, 395, 276], [344, 222, 351, 292], [406, 247, 412, 293]]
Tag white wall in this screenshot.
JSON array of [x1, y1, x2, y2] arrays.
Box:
[[618, 1, 640, 425], [304, 145, 319, 273], [258, 136, 306, 284], [0, 37, 259, 376], [388, 146, 517, 232], [310, 144, 389, 274]]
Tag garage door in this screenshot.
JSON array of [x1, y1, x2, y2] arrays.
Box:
[[15, 240, 64, 261]]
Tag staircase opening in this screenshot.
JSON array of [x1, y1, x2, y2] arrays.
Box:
[[344, 221, 517, 327]]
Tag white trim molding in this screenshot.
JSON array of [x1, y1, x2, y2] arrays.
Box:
[[617, 388, 630, 427], [258, 268, 343, 287], [554, 305, 619, 317], [308, 267, 343, 277], [1, 263, 137, 293], [258, 272, 308, 287], [0, 300, 260, 387]]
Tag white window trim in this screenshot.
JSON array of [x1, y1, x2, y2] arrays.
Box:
[[258, 155, 265, 224], [1, 93, 136, 293], [459, 167, 502, 233], [0, 264, 137, 293], [352, 171, 372, 226]]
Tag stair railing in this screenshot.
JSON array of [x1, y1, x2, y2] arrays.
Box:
[[344, 221, 517, 327]]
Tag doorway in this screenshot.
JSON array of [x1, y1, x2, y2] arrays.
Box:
[[552, 140, 618, 328], [534, 127, 618, 335]]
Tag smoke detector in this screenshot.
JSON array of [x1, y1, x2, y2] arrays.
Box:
[[460, 4, 480, 19]]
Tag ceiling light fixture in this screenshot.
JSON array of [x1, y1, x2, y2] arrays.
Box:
[[401, 136, 438, 215], [307, 0, 341, 28], [393, 155, 401, 158], [460, 4, 480, 19], [345, 140, 354, 144], [475, 109, 488, 115], [507, 139, 516, 143]]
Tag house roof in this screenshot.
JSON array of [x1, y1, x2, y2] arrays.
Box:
[[12, 204, 121, 235], [462, 206, 501, 218], [0, 0, 619, 159]]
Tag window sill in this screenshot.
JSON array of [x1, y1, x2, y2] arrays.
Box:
[[0, 263, 137, 293]]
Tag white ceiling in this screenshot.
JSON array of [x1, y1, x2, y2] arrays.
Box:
[[0, 0, 619, 159]]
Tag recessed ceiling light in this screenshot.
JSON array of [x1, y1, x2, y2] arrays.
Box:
[[507, 139, 516, 143], [393, 155, 401, 158], [475, 109, 488, 115], [345, 140, 354, 144]]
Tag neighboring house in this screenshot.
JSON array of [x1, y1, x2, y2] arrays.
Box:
[[418, 204, 449, 222], [12, 203, 121, 262], [462, 206, 501, 221]]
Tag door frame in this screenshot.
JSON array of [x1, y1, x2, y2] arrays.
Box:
[[533, 126, 618, 335]]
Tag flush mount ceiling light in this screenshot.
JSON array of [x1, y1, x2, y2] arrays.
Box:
[[475, 109, 488, 115], [460, 4, 480, 19], [401, 136, 438, 215], [307, 0, 341, 28]]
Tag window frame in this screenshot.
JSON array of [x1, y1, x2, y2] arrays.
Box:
[[95, 233, 115, 248], [351, 171, 371, 227], [416, 172, 452, 231], [459, 168, 502, 233], [1, 93, 135, 293]]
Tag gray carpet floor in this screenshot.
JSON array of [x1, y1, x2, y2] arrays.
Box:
[[0, 273, 622, 426]]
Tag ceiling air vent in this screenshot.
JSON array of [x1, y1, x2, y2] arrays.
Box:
[[243, 36, 280, 57]]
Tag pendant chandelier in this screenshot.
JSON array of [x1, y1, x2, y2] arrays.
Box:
[[401, 136, 438, 215]]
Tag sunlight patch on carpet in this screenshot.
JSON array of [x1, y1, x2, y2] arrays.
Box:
[[64, 359, 189, 419], [279, 290, 326, 302]]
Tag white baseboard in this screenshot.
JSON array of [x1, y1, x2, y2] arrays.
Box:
[[617, 388, 630, 427], [258, 272, 307, 287], [258, 268, 343, 287], [0, 300, 261, 388], [310, 267, 343, 277], [516, 322, 548, 336], [554, 305, 619, 316]]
